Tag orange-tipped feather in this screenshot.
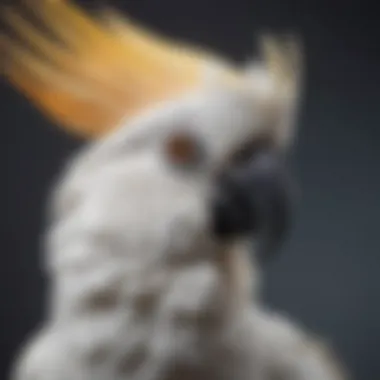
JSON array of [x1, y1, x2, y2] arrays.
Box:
[[1, 1, 302, 139], [1, 0, 237, 138]]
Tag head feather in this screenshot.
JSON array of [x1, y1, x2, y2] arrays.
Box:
[[1, 1, 303, 141], [1, 0, 240, 138]]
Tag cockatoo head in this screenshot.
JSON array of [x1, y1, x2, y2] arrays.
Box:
[[1, 2, 302, 284], [49, 38, 302, 280]]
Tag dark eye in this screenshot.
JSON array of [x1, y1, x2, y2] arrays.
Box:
[[164, 131, 207, 171]]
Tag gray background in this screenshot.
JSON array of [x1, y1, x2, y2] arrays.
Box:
[[2, 0, 379, 379]]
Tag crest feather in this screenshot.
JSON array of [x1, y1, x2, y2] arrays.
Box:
[[1, 0, 238, 138], [259, 34, 304, 147], [1, 2, 303, 140], [260, 34, 303, 97]]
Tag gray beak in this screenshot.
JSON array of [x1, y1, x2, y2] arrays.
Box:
[[212, 149, 294, 262]]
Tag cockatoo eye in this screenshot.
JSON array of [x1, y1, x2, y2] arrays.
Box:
[[163, 131, 207, 171]]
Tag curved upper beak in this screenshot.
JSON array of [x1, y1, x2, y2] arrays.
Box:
[[212, 149, 294, 262]]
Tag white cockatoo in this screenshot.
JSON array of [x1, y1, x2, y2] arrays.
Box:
[[2, 1, 347, 379]]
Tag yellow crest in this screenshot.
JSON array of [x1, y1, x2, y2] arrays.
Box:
[[1, 1, 302, 139]]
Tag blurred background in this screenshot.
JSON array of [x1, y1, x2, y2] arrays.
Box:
[[2, 0, 379, 379]]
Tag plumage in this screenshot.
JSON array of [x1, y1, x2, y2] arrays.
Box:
[[5, 2, 347, 380]]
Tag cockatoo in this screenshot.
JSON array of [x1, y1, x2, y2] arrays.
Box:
[[2, 1, 348, 380]]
